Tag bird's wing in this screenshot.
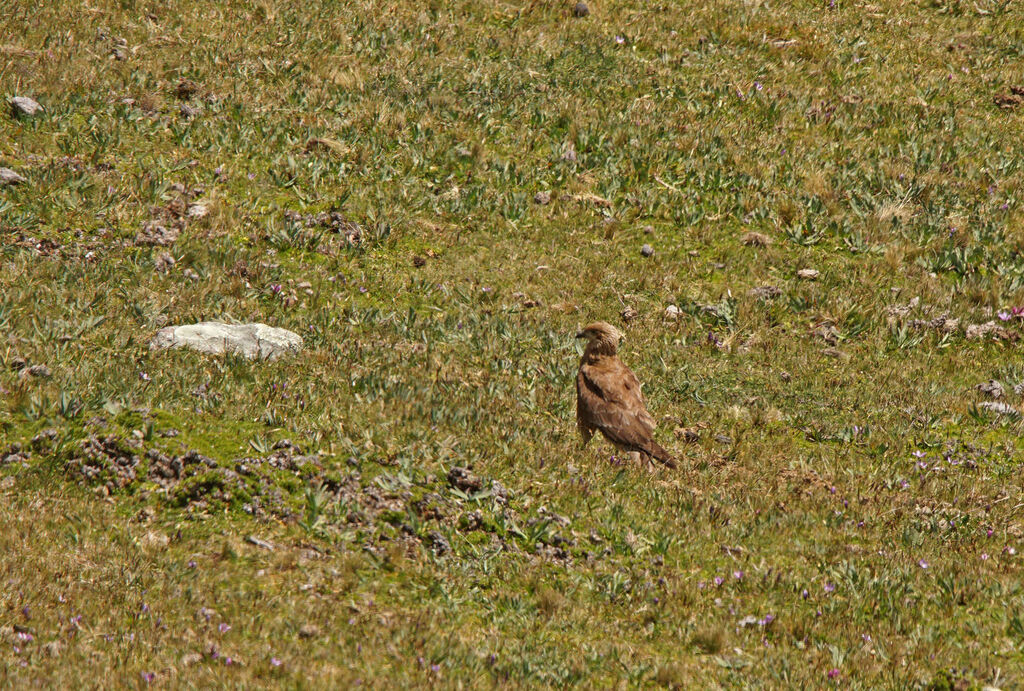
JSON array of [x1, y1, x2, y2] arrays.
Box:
[[621, 364, 656, 429], [578, 358, 657, 449]]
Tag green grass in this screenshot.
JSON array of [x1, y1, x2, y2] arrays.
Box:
[[2, 0, 1024, 686]]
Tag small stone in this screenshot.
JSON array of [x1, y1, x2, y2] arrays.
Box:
[[186, 203, 209, 219], [10, 96, 41, 118], [642, 225, 654, 234], [797, 268, 819, 280], [412, 255, 426, 267], [534, 190, 551, 205], [572, 2, 590, 17], [181, 652, 203, 667], [620, 306, 638, 323], [155, 252, 175, 272], [663, 305, 681, 321], [976, 380, 1005, 399], [675, 427, 700, 443], [0, 168, 26, 185], [110, 46, 128, 61], [426, 530, 451, 555], [640, 244, 654, 257], [749, 285, 781, 300], [298, 624, 321, 639], [176, 80, 199, 100], [179, 103, 199, 119], [741, 231, 772, 247], [714, 434, 733, 445], [447, 466, 482, 493], [20, 364, 51, 379], [150, 322, 304, 360], [136, 221, 180, 247]]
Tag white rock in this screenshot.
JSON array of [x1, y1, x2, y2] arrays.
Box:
[[150, 322, 303, 360], [797, 268, 819, 280], [186, 203, 209, 219], [664, 305, 681, 320], [10, 96, 41, 118], [0, 168, 26, 185]]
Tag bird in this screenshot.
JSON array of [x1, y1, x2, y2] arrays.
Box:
[[575, 322, 677, 469]]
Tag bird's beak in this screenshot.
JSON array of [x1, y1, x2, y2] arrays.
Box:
[[575, 330, 585, 339]]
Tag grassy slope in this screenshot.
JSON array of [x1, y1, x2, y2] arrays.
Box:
[[2, 0, 1024, 686]]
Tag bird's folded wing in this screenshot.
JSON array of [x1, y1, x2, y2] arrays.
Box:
[[578, 365, 656, 448]]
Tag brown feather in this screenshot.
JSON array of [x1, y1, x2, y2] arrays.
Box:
[[575, 323, 676, 469]]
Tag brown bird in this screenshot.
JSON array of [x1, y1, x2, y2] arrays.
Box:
[[575, 322, 676, 468]]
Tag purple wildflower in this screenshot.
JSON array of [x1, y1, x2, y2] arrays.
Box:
[[713, 576, 724, 586], [828, 668, 840, 679], [998, 311, 1012, 321], [911, 450, 926, 458], [733, 570, 744, 580], [918, 559, 929, 569], [824, 582, 835, 593], [141, 672, 155, 683], [219, 623, 231, 634], [271, 657, 282, 667], [981, 553, 990, 561]]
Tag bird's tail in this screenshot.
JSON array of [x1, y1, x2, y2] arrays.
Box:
[[642, 441, 677, 469]]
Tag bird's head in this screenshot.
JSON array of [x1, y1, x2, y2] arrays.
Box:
[[576, 321, 621, 355]]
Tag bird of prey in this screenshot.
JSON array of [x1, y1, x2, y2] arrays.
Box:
[[575, 322, 676, 468]]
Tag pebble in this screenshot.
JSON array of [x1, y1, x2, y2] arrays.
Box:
[[0, 168, 26, 185], [573, 2, 590, 17], [976, 380, 1005, 400], [663, 305, 681, 320], [10, 96, 41, 118], [534, 190, 551, 205], [640, 244, 654, 257], [298, 624, 321, 639], [797, 268, 819, 280], [620, 306, 638, 322]]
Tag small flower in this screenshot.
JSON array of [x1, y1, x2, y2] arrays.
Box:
[[733, 570, 744, 580], [16, 632, 33, 642], [801, 589, 809, 599], [248, 172, 256, 180], [987, 528, 994, 537], [188, 560, 197, 569], [981, 553, 989, 561], [219, 623, 231, 634], [827, 668, 840, 679], [857, 521, 865, 528], [998, 311, 1012, 321], [141, 672, 155, 683], [918, 559, 929, 569], [754, 81, 763, 91], [141, 603, 150, 613], [697, 581, 706, 589], [271, 657, 282, 667], [1005, 546, 1017, 556], [225, 657, 233, 666], [713, 576, 724, 586], [861, 633, 871, 643], [899, 479, 909, 489], [614, 35, 625, 44], [911, 450, 926, 458], [759, 614, 775, 626], [824, 582, 835, 593]]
